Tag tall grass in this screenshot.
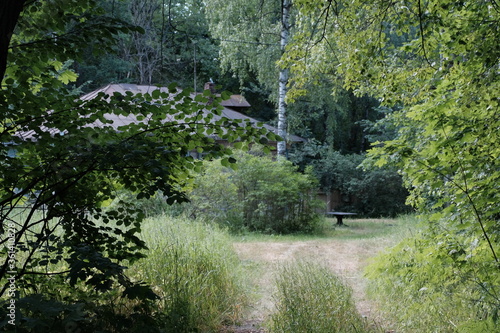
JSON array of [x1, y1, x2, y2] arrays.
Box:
[[269, 261, 372, 333], [130, 215, 246, 332], [365, 215, 500, 332]]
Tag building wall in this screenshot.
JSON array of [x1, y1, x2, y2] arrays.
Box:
[[317, 190, 343, 212]]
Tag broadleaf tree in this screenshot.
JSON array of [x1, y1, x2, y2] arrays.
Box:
[[286, 0, 500, 319], [204, 0, 292, 156], [75, 0, 223, 93], [0, 0, 274, 327]]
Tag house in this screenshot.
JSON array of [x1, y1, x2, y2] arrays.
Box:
[[79, 82, 305, 154], [15, 82, 305, 154]]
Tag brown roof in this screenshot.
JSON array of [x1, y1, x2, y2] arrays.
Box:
[[220, 94, 251, 108], [17, 83, 305, 143], [81, 84, 305, 143]]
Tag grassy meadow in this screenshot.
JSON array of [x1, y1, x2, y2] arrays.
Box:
[[124, 214, 420, 332], [8, 213, 495, 332]]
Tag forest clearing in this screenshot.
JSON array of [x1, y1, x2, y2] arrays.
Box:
[[226, 218, 407, 332], [1, 0, 499, 332]]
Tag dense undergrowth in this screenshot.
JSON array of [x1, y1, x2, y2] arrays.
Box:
[[129, 216, 246, 332], [366, 216, 500, 333], [186, 150, 324, 234], [0, 215, 246, 332], [3, 213, 497, 332]]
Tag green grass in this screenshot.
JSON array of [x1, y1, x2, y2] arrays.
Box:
[[2, 211, 249, 332], [129, 215, 247, 332], [329, 215, 420, 240], [231, 215, 419, 243], [269, 261, 372, 333], [4, 211, 422, 332]]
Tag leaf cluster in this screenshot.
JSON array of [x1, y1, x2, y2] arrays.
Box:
[[367, 218, 500, 331], [288, 0, 500, 279]]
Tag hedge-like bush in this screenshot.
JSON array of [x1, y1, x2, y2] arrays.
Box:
[[188, 150, 323, 234]]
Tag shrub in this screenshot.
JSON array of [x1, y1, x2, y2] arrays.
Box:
[[290, 141, 411, 217], [269, 261, 370, 333], [366, 217, 500, 332], [188, 150, 324, 234], [184, 159, 243, 230], [130, 215, 246, 332]]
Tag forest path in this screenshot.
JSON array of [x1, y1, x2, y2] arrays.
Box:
[[222, 219, 400, 332]]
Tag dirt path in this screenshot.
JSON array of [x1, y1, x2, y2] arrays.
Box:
[[226, 230, 397, 332]]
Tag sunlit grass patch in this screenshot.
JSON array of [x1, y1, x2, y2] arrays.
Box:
[[327, 215, 419, 240], [232, 215, 418, 243]]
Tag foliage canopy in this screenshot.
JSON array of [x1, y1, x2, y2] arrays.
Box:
[[288, 0, 500, 261], [285, 0, 500, 325], [0, 0, 273, 328]]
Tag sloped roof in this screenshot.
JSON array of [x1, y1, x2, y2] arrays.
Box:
[[80, 84, 305, 143], [220, 94, 251, 108], [16, 84, 305, 144]]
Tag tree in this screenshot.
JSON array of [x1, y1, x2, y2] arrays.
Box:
[[0, 0, 273, 328], [204, 0, 293, 156], [289, 141, 410, 217], [0, 1, 24, 83], [288, 0, 500, 257], [75, 0, 222, 92], [286, 0, 500, 322], [277, 0, 292, 157], [187, 149, 323, 233]]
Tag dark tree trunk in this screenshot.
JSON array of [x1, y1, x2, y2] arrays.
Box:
[[0, 0, 25, 83]]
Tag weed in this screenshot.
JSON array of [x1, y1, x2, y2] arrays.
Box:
[[130, 215, 247, 332]]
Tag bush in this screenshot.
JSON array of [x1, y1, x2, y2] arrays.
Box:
[[130, 215, 246, 332], [188, 150, 324, 234], [290, 141, 411, 217], [184, 158, 243, 230], [269, 261, 370, 333], [366, 217, 500, 332]]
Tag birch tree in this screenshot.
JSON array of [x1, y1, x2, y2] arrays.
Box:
[[204, 0, 293, 156], [277, 0, 292, 156]]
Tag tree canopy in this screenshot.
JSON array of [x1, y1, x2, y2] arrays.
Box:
[[285, 0, 500, 320], [0, 0, 274, 327], [288, 0, 500, 258], [3, 0, 496, 328]]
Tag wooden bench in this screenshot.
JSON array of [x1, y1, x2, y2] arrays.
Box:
[[326, 211, 357, 226]]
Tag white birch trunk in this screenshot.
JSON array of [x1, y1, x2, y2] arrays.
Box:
[[277, 0, 292, 158]]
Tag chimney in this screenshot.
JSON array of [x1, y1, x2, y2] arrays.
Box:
[[204, 81, 216, 94], [204, 81, 216, 104]]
